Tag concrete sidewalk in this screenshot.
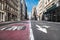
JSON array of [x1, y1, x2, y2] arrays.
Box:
[[0, 20, 29, 26], [0, 21, 19, 26]]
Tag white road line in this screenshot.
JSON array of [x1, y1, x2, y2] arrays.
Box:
[[36, 25, 47, 33], [12, 26, 17, 30], [1, 27, 7, 30], [6, 27, 14, 30], [29, 21, 34, 40], [17, 26, 23, 30]]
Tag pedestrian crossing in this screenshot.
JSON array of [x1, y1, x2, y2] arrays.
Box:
[[0, 26, 26, 31]]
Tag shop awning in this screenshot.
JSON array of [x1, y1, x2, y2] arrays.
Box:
[[47, 4, 57, 12]]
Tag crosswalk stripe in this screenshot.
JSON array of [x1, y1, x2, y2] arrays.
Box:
[[0, 26, 25, 31], [0, 27, 8, 30], [12, 26, 17, 30], [17, 26, 24, 30], [6, 27, 14, 30]]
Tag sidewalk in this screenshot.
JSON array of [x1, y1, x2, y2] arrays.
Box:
[[0, 21, 19, 26], [0, 20, 29, 26], [38, 20, 60, 24]]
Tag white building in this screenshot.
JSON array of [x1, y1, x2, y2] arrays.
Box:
[[36, 0, 60, 21]]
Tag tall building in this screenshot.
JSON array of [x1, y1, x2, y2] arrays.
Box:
[[36, 0, 60, 22], [31, 6, 37, 20], [17, 0, 22, 21], [43, 0, 60, 21], [0, 0, 27, 22], [36, 0, 44, 21], [21, 0, 27, 20], [0, 0, 18, 22], [24, 3, 28, 20]]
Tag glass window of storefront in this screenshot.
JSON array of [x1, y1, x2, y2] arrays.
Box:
[[0, 2, 2, 10]]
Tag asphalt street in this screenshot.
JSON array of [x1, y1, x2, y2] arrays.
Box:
[[31, 20, 60, 40], [0, 20, 60, 40]]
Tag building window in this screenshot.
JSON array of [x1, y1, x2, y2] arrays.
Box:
[[0, 2, 2, 10], [45, 1, 47, 4], [48, 0, 50, 2]]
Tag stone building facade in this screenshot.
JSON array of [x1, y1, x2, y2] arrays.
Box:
[[0, 0, 18, 22], [37, 0, 60, 22]]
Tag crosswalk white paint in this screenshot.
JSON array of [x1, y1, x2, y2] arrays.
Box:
[[36, 25, 47, 33], [1, 27, 8, 30], [12, 26, 17, 30], [0, 26, 25, 31], [17, 26, 23, 30], [42, 25, 50, 28], [6, 27, 14, 30]]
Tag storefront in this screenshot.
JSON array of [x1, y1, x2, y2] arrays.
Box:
[[43, 4, 60, 22], [0, 12, 5, 22]]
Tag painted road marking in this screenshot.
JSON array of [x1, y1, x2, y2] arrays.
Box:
[[36, 25, 47, 33], [6, 27, 14, 30], [17, 26, 23, 30], [12, 26, 17, 30], [29, 21, 34, 40], [0, 26, 26, 31], [0, 27, 8, 30]]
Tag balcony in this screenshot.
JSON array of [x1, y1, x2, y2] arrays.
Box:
[[12, 0, 18, 7], [7, 0, 18, 11]]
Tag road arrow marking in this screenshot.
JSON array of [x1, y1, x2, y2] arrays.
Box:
[[36, 25, 47, 33]]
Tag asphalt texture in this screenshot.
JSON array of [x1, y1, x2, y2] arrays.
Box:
[[0, 20, 60, 40], [31, 20, 60, 40]]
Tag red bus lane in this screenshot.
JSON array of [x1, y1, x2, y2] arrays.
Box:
[[0, 23, 30, 40]]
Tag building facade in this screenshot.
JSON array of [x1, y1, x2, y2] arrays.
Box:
[[37, 0, 60, 22], [31, 6, 37, 20], [43, 0, 60, 22], [36, 0, 44, 21], [17, 0, 22, 21], [0, 0, 27, 22], [21, 0, 27, 20], [0, 0, 18, 22]]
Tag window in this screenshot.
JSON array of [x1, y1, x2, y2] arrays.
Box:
[[48, 0, 50, 2], [45, 1, 47, 4], [0, 2, 2, 10]]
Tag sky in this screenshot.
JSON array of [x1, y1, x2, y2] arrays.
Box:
[[25, 0, 39, 15]]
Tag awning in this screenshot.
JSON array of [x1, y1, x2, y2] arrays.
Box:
[[47, 4, 57, 12]]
